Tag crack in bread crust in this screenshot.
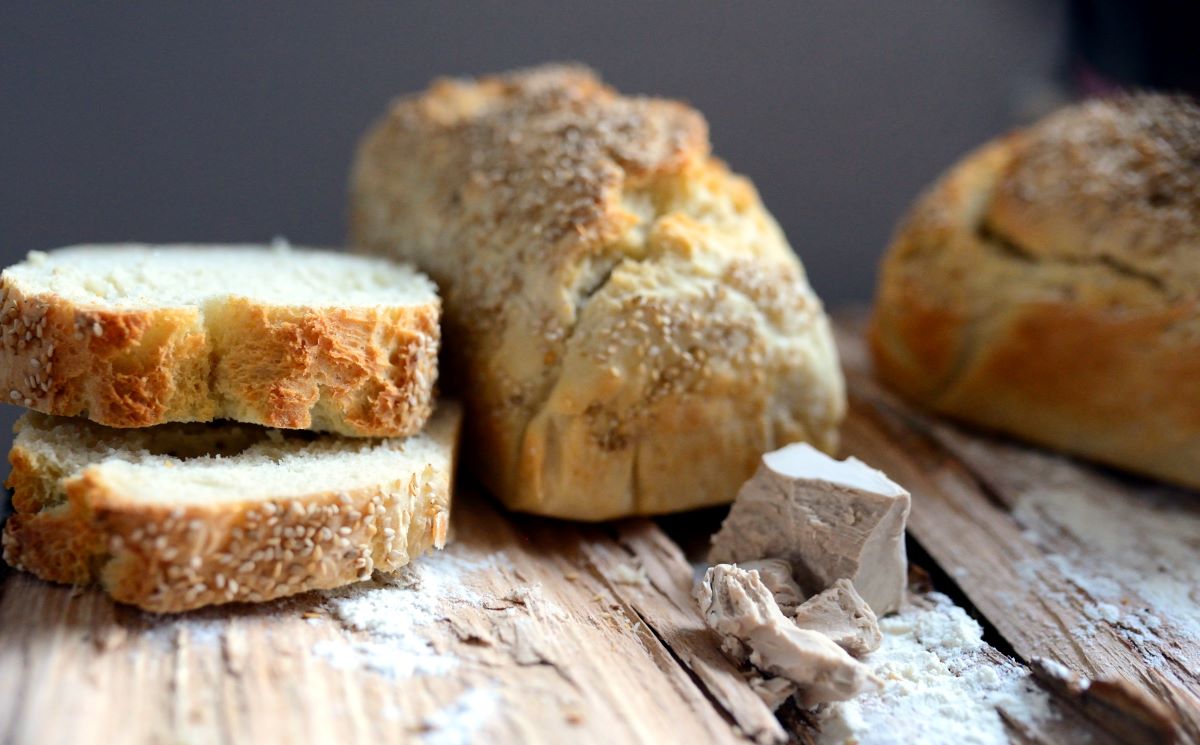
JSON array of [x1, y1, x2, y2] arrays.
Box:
[[871, 94, 1200, 489], [350, 64, 844, 519]]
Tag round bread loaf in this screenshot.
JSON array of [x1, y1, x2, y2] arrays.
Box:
[[871, 94, 1200, 489], [350, 65, 844, 519]]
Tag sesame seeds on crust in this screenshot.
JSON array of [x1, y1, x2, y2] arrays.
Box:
[[987, 94, 1200, 298], [0, 405, 461, 613], [350, 64, 845, 518]]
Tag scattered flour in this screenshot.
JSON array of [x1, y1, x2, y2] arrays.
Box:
[[817, 594, 1053, 745], [313, 548, 506, 679], [939, 427, 1200, 669], [1009, 462, 1200, 668], [420, 687, 501, 745], [312, 637, 457, 679]]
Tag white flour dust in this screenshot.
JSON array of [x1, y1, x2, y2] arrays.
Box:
[[935, 427, 1200, 671], [818, 594, 1054, 745], [419, 687, 501, 745], [312, 548, 506, 679], [1014, 477, 1200, 666]]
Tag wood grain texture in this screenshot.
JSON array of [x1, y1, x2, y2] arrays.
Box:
[[2, 312, 1194, 745], [0, 488, 780, 745], [835, 311, 1199, 743]]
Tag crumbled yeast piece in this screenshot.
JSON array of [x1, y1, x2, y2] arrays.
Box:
[[709, 443, 911, 615], [748, 675, 797, 711], [739, 558, 805, 615], [791, 578, 881, 657], [695, 564, 880, 707]]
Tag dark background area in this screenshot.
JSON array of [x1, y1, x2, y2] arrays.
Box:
[[0, 2, 1070, 481], [2, 2, 1065, 301]]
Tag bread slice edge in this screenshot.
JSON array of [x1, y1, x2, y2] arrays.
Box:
[[1, 402, 462, 613], [0, 247, 441, 437]]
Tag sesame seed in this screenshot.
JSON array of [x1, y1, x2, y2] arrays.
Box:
[[92, 322, 102, 336]]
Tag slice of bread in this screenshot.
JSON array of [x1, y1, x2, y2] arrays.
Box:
[[1, 402, 461, 612], [0, 243, 440, 436]]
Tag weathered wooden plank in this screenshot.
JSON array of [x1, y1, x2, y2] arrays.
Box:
[[833, 312, 1199, 743], [4, 311, 1193, 744], [0, 488, 773, 745]]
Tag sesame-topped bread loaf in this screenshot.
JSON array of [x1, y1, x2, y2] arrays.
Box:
[[2, 402, 461, 612], [0, 244, 440, 437], [871, 94, 1200, 489], [350, 65, 845, 520]]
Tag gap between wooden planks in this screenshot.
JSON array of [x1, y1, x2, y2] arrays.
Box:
[[0, 483, 1115, 745], [0, 311, 1191, 745], [0, 486, 787, 745], [833, 311, 1200, 744]]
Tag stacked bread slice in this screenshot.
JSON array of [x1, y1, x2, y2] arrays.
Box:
[[0, 244, 459, 612]]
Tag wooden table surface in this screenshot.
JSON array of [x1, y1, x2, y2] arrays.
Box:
[[1, 314, 1197, 745]]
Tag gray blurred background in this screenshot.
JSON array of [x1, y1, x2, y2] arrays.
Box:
[[0, 2, 1068, 479]]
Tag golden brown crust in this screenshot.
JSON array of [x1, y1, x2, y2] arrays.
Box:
[[871, 94, 1200, 489], [0, 405, 461, 613], [0, 277, 440, 437], [350, 64, 844, 519]]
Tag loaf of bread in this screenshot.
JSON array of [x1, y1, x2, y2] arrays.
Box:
[[350, 65, 844, 519], [2, 403, 461, 612], [0, 244, 439, 436], [871, 95, 1200, 488]]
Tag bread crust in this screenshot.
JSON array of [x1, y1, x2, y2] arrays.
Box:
[[349, 65, 844, 519], [871, 95, 1200, 489], [1, 404, 461, 612], [0, 271, 440, 437]]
